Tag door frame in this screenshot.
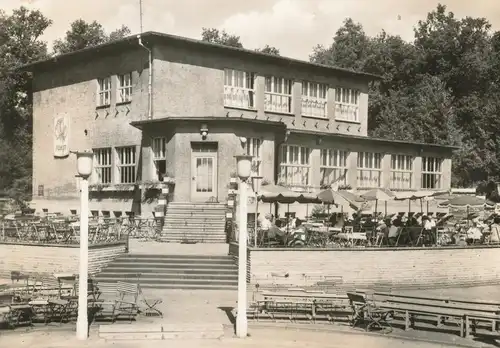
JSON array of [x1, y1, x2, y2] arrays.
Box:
[[190, 143, 218, 202]]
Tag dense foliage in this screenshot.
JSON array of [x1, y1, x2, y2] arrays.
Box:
[[1, 4, 500, 205]]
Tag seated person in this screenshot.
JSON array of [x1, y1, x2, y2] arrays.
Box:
[[258, 213, 273, 231], [466, 221, 483, 244], [489, 217, 500, 244], [388, 219, 401, 246]]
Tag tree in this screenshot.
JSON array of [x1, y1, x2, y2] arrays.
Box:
[[256, 45, 280, 55], [0, 7, 51, 203], [309, 5, 500, 187], [201, 28, 243, 48], [53, 20, 131, 55]]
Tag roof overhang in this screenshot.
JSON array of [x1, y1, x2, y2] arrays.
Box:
[[19, 31, 381, 81], [289, 129, 459, 153], [130, 116, 287, 130]]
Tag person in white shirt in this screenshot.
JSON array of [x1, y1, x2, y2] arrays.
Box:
[[258, 213, 273, 231]]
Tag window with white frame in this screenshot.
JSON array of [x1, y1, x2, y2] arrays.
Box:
[[421, 157, 443, 189], [264, 76, 293, 114], [97, 77, 111, 107], [357, 152, 382, 188], [390, 154, 413, 190], [152, 137, 166, 181], [224, 69, 255, 109], [320, 149, 349, 186], [279, 145, 310, 187], [118, 73, 132, 103], [245, 138, 262, 176], [116, 146, 136, 184], [334, 87, 360, 122], [302, 81, 328, 118], [93, 148, 112, 184]]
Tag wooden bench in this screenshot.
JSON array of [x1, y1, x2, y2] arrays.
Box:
[[374, 292, 500, 337], [248, 291, 351, 323]]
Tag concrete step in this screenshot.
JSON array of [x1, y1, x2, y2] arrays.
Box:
[[139, 284, 237, 290], [112, 257, 234, 264], [102, 267, 237, 275], [162, 225, 225, 230], [96, 272, 238, 280], [158, 235, 227, 240], [120, 254, 232, 260], [99, 323, 224, 340], [108, 262, 236, 270], [165, 206, 226, 210], [94, 277, 238, 287], [158, 238, 227, 244], [163, 219, 225, 224]]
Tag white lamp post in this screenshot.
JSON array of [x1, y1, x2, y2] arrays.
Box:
[[234, 155, 253, 339], [251, 176, 263, 248], [73, 150, 93, 340]]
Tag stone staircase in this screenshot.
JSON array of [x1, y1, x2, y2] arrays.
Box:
[[158, 202, 227, 243], [95, 254, 237, 290]]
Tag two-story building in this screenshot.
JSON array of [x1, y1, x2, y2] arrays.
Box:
[[25, 31, 456, 219]]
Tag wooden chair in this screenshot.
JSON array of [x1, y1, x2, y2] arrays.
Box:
[[114, 281, 141, 322], [347, 292, 393, 332]]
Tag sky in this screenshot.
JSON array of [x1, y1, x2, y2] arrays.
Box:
[[2, 0, 500, 60]]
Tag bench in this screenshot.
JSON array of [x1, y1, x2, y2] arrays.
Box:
[[248, 291, 351, 323], [374, 292, 500, 337]]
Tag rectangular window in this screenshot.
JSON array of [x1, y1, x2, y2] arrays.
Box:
[[264, 76, 293, 114], [245, 138, 262, 177], [97, 77, 111, 107], [422, 157, 443, 189], [334, 87, 360, 122], [116, 146, 136, 184], [118, 73, 132, 103], [152, 137, 166, 181], [279, 145, 311, 187], [224, 69, 255, 109], [37, 185, 44, 197], [320, 149, 349, 186], [302, 81, 328, 118], [390, 155, 413, 190], [93, 148, 112, 184], [357, 152, 382, 188]]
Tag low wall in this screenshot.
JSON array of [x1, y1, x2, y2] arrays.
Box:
[[245, 246, 500, 290], [0, 242, 127, 279]]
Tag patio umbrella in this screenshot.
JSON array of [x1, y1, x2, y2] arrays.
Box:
[[317, 189, 365, 214], [360, 188, 395, 217], [438, 195, 495, 225], [395, 190, 450, 215]]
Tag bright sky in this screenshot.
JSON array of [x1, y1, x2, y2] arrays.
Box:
[[2, 0, 500, 60]]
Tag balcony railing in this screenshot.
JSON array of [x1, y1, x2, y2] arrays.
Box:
[[335, 103, 359, 122], [390, 172, 412, 190], [357, 170, 381, 188], [264, 93, 292, 114], [279, 165, 310, 188], [224, 86, 255, 109], [301, 97, 327, 118]]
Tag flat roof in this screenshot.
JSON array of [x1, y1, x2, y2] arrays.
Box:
[[130, 117, 459, 151], [20, 31, 381, 81], [130, 117, 287, 130]]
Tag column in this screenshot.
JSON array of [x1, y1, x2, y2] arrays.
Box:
[[413, 156, 422, 190], [310, 148, 321, 190], [347, 151, 358, 189], [255, 76, 265, 116], [381, 153, 391, 188], [441, 158, 452, 190]]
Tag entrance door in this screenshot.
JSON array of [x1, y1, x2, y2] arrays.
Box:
[[191, 143, 218, 202]]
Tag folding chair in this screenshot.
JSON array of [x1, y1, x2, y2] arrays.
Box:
[[115, 281, 141, 322], [347, 292, 393, 332]]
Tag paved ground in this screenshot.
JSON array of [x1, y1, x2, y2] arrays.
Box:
[[128, 239, 229, 255], [0, 325, 488, 348]]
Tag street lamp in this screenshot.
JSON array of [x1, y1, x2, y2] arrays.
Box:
[[251, 176, 263, 248], [234, 155, 253, 339], [73, 150, 93, 340]]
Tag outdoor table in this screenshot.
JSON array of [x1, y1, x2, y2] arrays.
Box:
[[142, 297, 163, 317]]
